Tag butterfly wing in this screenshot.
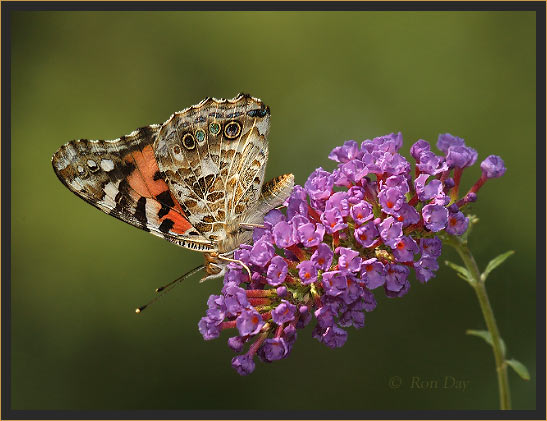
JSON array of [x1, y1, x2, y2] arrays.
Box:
[[222, 98, 270, 220], [52, 125, 215, 252], [53, 93, 293, 259], [154, 94, 271, 246]]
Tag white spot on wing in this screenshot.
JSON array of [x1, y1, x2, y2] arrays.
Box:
[[256, 118, 269, 136], [145, 199, 161, 221], [100, 159, 115, 172], [68, 179, 83, 192], [54, 158, 69, 171], [102, 180, 121, 208]]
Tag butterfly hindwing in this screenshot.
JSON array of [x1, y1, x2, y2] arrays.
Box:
[[52, 125, 214, 251], [154, 94, 271, 246]]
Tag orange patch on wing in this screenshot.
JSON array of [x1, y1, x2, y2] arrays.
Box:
[[124, 145, 169, 198], [161, 208, 192, 234], [123, 145, 192, 235], [147, 200, 191, 234]]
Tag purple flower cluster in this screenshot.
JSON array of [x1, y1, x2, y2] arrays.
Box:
[[199, 132, 506, 375]]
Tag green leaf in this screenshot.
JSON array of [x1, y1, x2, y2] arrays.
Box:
[[445, 260, 472, 283], [466, 329, 506, 357], [456, 273, 469, 282], [481, 250, 515, 281], [466, 329, 492, 344], [506, 359, 530, 381]]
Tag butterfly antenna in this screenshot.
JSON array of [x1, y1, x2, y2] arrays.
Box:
[[135, 264, 205, 314]]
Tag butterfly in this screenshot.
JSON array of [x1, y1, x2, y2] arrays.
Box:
[[52, 93, 294, 286]]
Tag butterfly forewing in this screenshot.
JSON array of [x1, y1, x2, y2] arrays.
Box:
[[52, 125, 214, 251]]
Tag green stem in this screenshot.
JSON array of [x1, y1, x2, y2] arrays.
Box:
[[450, 239, 511, 410]]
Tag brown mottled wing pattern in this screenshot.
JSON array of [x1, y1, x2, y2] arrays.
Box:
[[52, 94, 294, 268], [52, 126, 215, 251], [154, 94, 276, 252]]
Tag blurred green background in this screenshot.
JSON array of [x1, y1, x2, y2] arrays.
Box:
[[11, 11, 536, 411]]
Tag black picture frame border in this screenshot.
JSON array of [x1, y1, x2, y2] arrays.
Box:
[[2, 1, 545, 420]]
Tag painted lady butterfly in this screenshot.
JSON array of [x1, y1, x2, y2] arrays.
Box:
[[52, 93, 294, 284]]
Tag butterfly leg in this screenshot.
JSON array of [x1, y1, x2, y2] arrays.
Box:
[[217, 254, 253, 280], [200, 252, 251, 283]]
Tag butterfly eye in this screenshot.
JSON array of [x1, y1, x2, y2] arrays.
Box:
[[224, 121, 241, 140], [182, 133, 196, 150], [209, 122, 221, 135]]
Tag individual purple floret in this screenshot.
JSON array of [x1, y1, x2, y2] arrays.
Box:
[[272, 300, 297, 324], [446, 145, 478, 169], [266, 255, 288, 286], [272, 221, 296, 248], [258, 338, 289, 362], [422, 204, 449, 232], [437, 133, 465, 154], [297, 260, 318, 284], [378, 216, 404, 248], [350, 201, 373, 224], [236, 308, 264, 336], [446, 210, 470, 236], [249, 239, 275, 267], [385, 264, 411, 296], [311, 243, 334, 271], [466, 155, 506, 195], [304, 167, 333, 200], [414, 257, 440, 283], [354, 223, 379, 248], [420, 237, 443, 258], [199, 131, 505, 375], [361, 258, 386, 289], [393, 236, 420, 262], [480, 155, 507, 179], [328, 140, 362, 163], [231, 354, 255, 375]]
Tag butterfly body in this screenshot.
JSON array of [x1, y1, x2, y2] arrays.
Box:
[[52, 94, 294, 280]]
